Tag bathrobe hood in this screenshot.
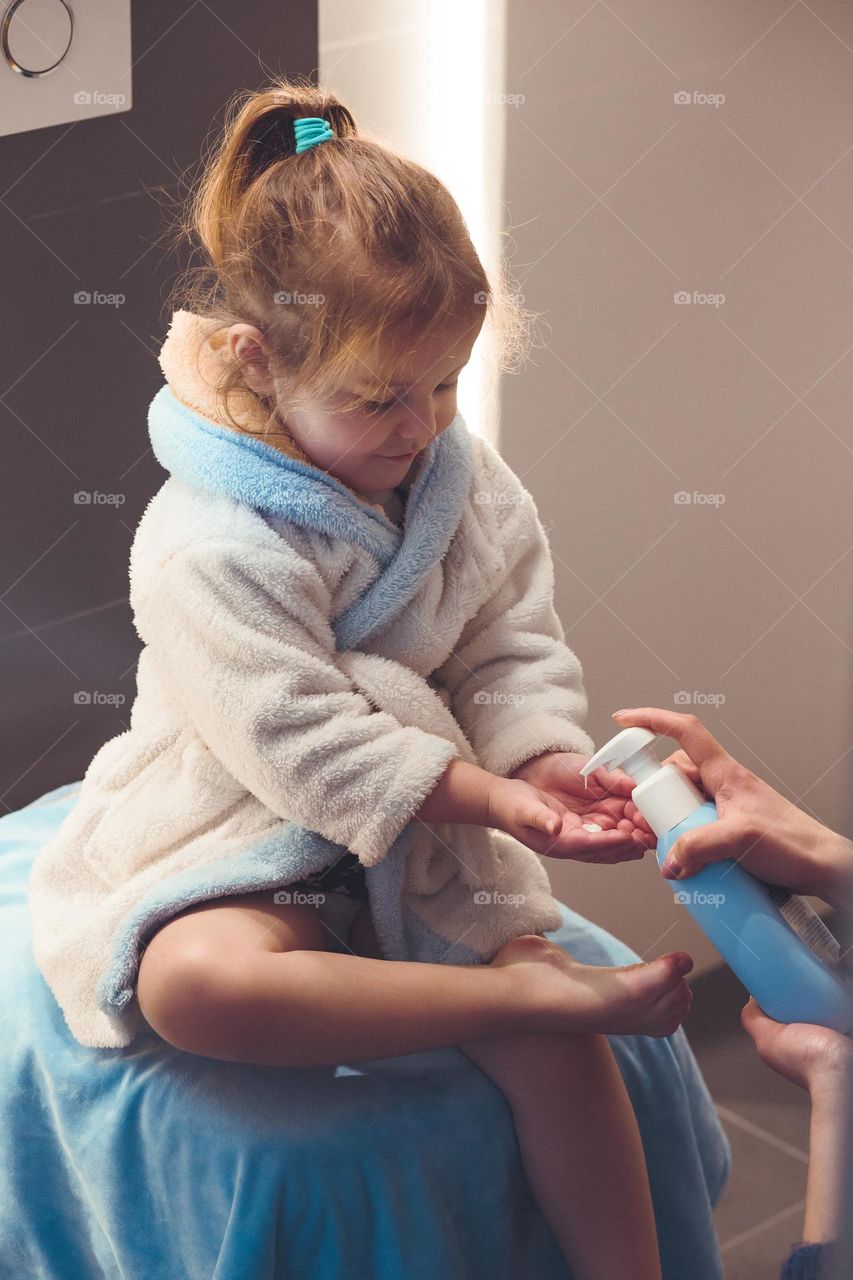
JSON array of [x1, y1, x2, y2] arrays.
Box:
[[27, 309, 595, 1049]]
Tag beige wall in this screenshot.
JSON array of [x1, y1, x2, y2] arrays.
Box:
[[321, 1, 852, 975], [499, 0, 853, 971]]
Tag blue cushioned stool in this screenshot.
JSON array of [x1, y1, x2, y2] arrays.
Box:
[[3, 782, 730, 1280]]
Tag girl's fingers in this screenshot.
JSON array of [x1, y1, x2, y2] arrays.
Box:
[[529, 805, 561, 836], [550, 826, 650, 861]]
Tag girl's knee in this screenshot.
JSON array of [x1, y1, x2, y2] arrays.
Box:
[[137, 935, 236, 1053], [136, 895, 329, 1053]]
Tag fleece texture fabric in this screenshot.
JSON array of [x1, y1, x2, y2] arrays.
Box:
[[27, 310, 595, 1049]]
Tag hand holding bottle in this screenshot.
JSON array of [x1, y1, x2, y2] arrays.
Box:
[[611, 708, 853, 911]]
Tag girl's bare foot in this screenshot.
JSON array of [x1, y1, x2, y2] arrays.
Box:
[[492, 933, 694, 1038]]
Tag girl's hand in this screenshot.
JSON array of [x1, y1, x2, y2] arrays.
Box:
[[508, 751, 656, 862], [485, 777, 573, 855]]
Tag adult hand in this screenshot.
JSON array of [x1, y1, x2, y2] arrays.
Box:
[[509, 751, 656, 862], [741, 998, 853, 1095], [611, 709, 853, 910], [741, 998, 853, 1251]]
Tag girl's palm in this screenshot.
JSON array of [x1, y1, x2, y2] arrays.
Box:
[[510, 752, 656, 862]]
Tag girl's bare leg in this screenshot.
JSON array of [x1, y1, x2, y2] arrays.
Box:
[[137, 894, 692, 1069], [460, 1028, 663, 1280]]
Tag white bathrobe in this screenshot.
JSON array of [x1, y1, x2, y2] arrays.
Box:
[[27, 310, 595, 1049]]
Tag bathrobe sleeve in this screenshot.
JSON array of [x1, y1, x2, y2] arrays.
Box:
[[134, 538, 460, 865], [433, 449, 595, 777]]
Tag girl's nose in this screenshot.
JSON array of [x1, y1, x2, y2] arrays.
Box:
[[396, 402, 437, 446]]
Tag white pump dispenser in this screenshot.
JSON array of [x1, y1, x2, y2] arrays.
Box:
[[580, 727, 704, 837], [580, 721, 853, 1032]]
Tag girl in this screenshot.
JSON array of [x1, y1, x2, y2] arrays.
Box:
[[29, 79, 697, 1280]]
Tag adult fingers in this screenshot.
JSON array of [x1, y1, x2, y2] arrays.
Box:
[[612, 708, 736, 793]]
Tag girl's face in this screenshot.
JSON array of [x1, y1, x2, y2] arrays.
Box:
[[228, 318, 480, 496]]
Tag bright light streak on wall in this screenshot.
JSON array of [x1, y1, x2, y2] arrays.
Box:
[[320, 0, 507, 440]]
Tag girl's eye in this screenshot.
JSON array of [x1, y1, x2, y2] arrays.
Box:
[[363, 382, 458, 415]]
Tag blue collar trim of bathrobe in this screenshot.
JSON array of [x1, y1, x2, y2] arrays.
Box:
[[147, 385, 474, 650], [96, 386, 478, 1024]]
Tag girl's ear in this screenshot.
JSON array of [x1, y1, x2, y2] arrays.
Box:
[[226, 323, 275, 395]]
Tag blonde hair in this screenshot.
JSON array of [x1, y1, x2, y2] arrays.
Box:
[[167, 75, 534, 429]]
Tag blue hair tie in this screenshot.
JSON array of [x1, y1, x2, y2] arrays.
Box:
[[293, 117, 335, 154]]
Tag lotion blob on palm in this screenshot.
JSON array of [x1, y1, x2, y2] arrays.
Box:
[[582, 823, 602, 833]]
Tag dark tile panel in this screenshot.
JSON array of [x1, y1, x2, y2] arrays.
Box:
[[1, 0, 317, 804]]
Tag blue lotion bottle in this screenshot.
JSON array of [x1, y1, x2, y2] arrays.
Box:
[[580, 727, 853, 1034]]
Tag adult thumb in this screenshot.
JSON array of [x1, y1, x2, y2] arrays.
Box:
[[662, 820, 737, 879]]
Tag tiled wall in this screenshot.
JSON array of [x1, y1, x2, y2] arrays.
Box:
[[0, 3, 316, 814]]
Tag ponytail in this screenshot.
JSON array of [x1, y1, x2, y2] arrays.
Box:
[[168, 75, 532, 431]]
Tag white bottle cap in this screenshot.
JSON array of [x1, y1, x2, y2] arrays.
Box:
[[580, 726, 705, 837]]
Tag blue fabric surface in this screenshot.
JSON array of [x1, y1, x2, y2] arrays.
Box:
[[8, 781, 730, 1280]]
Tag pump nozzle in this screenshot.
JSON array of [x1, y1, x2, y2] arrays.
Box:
[[579, 727, 660, 783], [581, 724, 705, 837]]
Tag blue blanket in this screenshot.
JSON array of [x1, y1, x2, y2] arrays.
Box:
[[7, 781, 730, 1279]]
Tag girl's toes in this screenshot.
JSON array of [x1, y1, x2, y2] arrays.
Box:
[[622, 952, 693, 1004], [651, 983, 692, 1033], [663, 950, 694, 977], [655, 980, 692, 1017]]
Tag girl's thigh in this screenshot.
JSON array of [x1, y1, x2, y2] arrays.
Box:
[[147, 886, 329, 959]]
